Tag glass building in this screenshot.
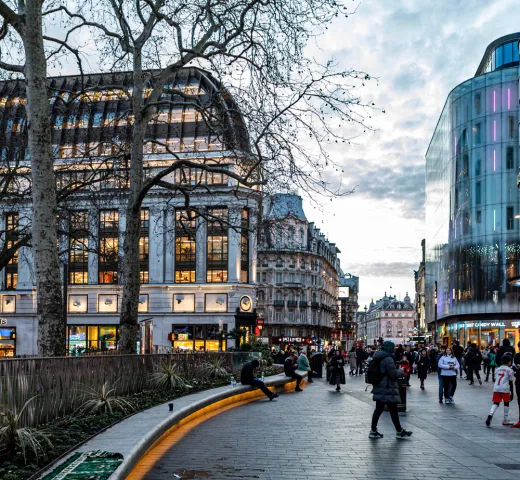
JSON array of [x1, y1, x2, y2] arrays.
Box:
[[425, 34, 520, 350]]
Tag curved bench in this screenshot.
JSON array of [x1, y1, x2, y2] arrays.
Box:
[[39, 372, 307, 480]]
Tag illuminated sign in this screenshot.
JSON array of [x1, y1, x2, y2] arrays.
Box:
[[448, 320, 520, 330], [0, 318, 6, 325]]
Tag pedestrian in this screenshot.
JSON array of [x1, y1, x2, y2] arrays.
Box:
[[417, 349, 430, 390], [482, 345, 490, 376], [486, 354, 515, 427], [486, 346, 497, 382], [496, 338, 516, 366], [437, 345, 447, 403], [394, 344, 404, 362], [512, 342, 520, 428], [328, 349, 346, 391], [298, 351, 313, 383], [466, 343, 483, 385], [355, 345, 365, 376], [284, 352, 303, 391], [438, 347, 460, 404], [368, 341, 413, 439], [274, 349, 285, 365], [452, 340, 464, 379], [240, 359, 279, 401], [398, 356, 411, 387], [349, 346, 357, 375]]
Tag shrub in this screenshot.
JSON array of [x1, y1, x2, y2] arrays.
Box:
[[76, 380, 134, 415], [198, 356, 230, 379], [148, 359, 191, 391]]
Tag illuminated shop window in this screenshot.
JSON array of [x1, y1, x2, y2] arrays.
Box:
[[99, 210, 119, 284], [206, 208, 228, 283], [175, 209, 197, 283], [5, 213, 18, 290], [69, 211, 89, 285]]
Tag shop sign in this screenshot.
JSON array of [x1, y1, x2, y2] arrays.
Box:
[[448, 320, 519, 330], [0, 318, 6, 325], [256, 318, 264, 326], [272, 336, 311, 344]]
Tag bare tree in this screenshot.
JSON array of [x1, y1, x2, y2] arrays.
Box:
[[51, 0, 376, 353]]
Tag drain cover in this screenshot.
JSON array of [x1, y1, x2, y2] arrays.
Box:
[[494, 464, 520, 470]]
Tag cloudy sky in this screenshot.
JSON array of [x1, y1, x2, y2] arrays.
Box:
[[301, 0, 520, 310]]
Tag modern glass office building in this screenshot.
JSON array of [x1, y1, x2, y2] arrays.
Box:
[[425, 34, 520, 349]]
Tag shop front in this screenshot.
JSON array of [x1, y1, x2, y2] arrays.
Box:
[[170, 324, 228, 352], [446, 320, 520, 350], [67, 325, 119, 355], [0, 326, 16, 357]]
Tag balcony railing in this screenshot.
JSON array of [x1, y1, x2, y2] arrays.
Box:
[[273, 300, 285, 307], [287, 300, 298, 308], [299, 301, 309, 308], [311, 301, 320, 309]]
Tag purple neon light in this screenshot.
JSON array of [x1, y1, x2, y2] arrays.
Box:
[[508, 88, 511, 110], [454, 136, 457, 155], [494, 149, 496, 171], [494, 120, 496, 141], [494, 90, 496, 112]]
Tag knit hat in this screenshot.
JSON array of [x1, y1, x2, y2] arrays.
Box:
[[382, 341, 395, 353]]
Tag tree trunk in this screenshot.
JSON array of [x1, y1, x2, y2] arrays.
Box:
[[23, 0, 65, 356], [118, 61, 145, 354]]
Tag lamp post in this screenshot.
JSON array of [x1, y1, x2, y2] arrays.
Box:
[[364, 304, 368, 345], [434, 280, 438, 346]]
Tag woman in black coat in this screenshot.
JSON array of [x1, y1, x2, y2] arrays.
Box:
[[416, 349, 430, 389], [328, 350, 346, 391]]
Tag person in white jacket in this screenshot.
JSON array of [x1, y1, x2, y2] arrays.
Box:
[[438, 347, 460, 404]]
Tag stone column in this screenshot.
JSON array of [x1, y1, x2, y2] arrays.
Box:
[[88, 210, 99, 284], [148, 206, 164, 283], [164, 208, 174, 283], [17, 209, 34, 289], [195, 209, 207, 284], [227, 206, 242, 283]]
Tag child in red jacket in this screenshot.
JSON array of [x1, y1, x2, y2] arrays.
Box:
[[399, 357, 411, 386]]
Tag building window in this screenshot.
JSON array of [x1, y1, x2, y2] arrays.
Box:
[[463, 211, 470, 235], [5, 213, 18, 289], [507, 206, 514, 230], [476, 182, 481, 205], [475, 92, 481, 115], [175, 209, 196, 283], [475, 158, 481, 176], [463, 154, 469, 176], [206, 208, 228, 283], [99, 210, 119, 284], [139, 209, 149, 283], [69, 211, 89, 284], [474, 123, 481, 144], [507, 146, 514, 169], [173, 293, 195, 312], [276, 272, 282, 285], [509, 116, 515, 139], [67, 325, 118, 355], [240, 209, 249, 283]]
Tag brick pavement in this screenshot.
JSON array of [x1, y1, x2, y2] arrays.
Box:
[[128, 371, 520, 480]]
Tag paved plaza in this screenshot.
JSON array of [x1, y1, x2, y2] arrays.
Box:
[[128, 372, 520, 480]]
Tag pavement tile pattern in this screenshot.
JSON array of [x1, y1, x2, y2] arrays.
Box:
[[128, 371, 520, 480]]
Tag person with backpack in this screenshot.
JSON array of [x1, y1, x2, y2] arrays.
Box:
[[438, 347, 460, 404], [368, 340, 413, 439], [466, 343, 483, 385], [486, 346, 497, 382]]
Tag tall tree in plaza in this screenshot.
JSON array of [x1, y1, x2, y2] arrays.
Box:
[[52, 0, 376, 353], [0, 0, 68, 356]]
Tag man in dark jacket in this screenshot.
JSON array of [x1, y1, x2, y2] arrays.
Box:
[[241, 359, 279, 400], [284, 352, 302, 391], [369, 341, 413, 439], [452, 341, 464, 378], [496, 338, 516, 366], [355, 346, 366, 376], [466, 343, 483, 385]]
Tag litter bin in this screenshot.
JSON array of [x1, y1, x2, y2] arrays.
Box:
[[311, 352, 323, 378], [397, 377, 407, 412]]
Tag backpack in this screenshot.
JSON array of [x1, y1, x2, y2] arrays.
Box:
[[365, 357, 385, 386]]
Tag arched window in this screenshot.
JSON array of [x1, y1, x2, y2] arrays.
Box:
[[312, 293, 317, 303], [261, 257, 268, 267], [276, 258, 283, 268], [275, 290, 283, 301], [258, 290, 265, 301]]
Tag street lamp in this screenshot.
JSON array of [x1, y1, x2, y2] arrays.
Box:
[[364, 304, 367, 345]]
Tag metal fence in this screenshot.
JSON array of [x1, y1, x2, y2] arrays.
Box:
[[0, 353, 246, 428]]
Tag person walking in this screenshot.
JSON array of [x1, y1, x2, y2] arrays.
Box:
[[511, 342, 520, 428], [466, 343, 483, 385], [298, 351, 313, 383], [284, 352, 303, 391], [437, 345, 447, 402], [416, 349, 430, 390], [349, 346, 357, 375], [482, 346, 490, 377], [240, 359, 279, 400], [438, 347, 460, 404], [486, 346, 497, 382], [452, 340, 464, 379], [486, 354, 515, 427], [368, 341, 413, 439], [496, 338, 516, 366], [328, 349, 346, 391], [355, 345, 365, 376]]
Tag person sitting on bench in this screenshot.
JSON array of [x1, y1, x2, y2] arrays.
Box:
[[241, 359, 279, 400]]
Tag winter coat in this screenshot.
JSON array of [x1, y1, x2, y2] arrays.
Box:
[[284, 357, 297, 377], [298, 354, 311, 372], [355, 348, 365, 362], [328, 356, 346, 385], [240, 361, 256, 385], [489, 352, 496, 367], [496, 340, 516, 366], [349, 353, 357, 369], [416, 355, 430, 379], [466, 347, 482, 370], [371, 350, 403, 403], [452, 344, 464, 358], [438, 354, 460, 376]]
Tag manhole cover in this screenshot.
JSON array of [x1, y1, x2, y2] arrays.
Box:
[[494, 464, 520, 470]]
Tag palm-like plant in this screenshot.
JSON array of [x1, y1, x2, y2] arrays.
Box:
[[199, 356, 230, 379], [148, 359, 191, 391], [76, 380, 134, 415], [0, 397, 53, 464]]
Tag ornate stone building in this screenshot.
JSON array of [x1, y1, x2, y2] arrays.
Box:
[[255, 194, 341, 349], [366, 293, 415, 346], [337, 274, 359, 349]]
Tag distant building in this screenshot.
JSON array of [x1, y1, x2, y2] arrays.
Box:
[[414, 239, 426, 338], [337, 274, 359, 349], [366, 293, 415, 346], [255, 194, 341, 350]]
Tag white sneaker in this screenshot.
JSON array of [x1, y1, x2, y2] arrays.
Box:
[[449, 397, 455, 404], [502, 419, 514, 426]]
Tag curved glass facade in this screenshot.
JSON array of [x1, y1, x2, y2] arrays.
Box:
[[426, 66, 520, 337], [480, 40, 519, 74]]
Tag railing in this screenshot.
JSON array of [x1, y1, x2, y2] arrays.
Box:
[[287, 300, 298, 308], [311, 301, 320, 309], [0, 352, 258, 429], [273, 300, 285, 307]]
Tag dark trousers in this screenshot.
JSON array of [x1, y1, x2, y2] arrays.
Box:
[[371, 400, 402, 432], [438, 372, 444, 400], [468, 367, 481, 383], [456, 357, 463, 377], [307, 370, 313, 382], [486, 365, 496, 381], [287, 373, 302, 389], [442, 375, 457, 399], [355, 363, 363, 375], [249, 379, 273, 399], [516, 380, 520, 416]]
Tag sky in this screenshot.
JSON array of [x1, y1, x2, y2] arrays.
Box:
[[300, 0, 520, 310]]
